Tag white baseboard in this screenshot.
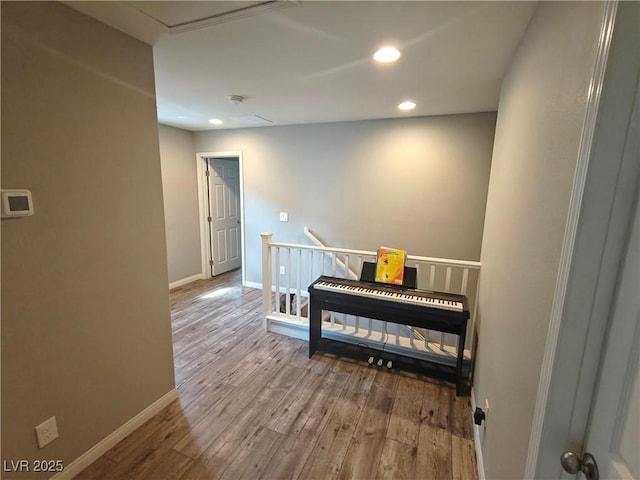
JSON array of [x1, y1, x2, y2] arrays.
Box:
[[51, 388, 178, 480], [470, 388, 486, 480], [169, 273, 204, 290], [266, 316, 310, 341], [243, 281, 310, 298]]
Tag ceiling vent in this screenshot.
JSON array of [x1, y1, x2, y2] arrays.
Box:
[[228, 95, 246, 104]]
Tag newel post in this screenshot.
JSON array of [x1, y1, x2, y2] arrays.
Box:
[[260, 232, 273, 325]]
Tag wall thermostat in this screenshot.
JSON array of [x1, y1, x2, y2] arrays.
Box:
[[1, 189, 34, 218]]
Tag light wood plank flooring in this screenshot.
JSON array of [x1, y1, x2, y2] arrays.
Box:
[[77, 270, 478, 480]]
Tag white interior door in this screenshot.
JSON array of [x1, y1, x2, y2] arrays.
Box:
[[579, 197, 639, 479], [532, 6, 639, 476], [206, 157, 241, 276]]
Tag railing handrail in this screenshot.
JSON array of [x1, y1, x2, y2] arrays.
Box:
[[270, 238, 481, 270], [304, 226, 359, 279], [303, 226, 325, 247]]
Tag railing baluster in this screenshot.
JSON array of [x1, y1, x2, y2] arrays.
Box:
[[286, 247, 291, 317], [330, 250, 336, 326], [445, 266, 452, 292], [320, 252, 325, 276], [344, 255, 350, 280], [296, 248, 302, 321], [461, 268, 469, 295], [275, 246, 281, 315], [429, 265, 436, 289], [308, 250, 314, 287], [260, 233, 273, 321]]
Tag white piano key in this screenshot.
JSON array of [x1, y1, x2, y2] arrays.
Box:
[[313, 279, 464, 312]]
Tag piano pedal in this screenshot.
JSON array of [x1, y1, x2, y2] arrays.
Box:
[[377, 358, 383, 367], [368, 356, 375, 365], [386, 360, 393, 369]]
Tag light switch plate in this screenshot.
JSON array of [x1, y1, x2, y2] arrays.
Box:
[[279, 212, 289, 222]]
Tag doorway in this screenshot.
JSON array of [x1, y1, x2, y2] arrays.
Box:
[[196, 152, 245, 282]]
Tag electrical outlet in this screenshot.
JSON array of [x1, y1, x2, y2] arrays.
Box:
[[35, 416, 59, 448], [280, 266, 286, 275], [279, 212, 289, 222]]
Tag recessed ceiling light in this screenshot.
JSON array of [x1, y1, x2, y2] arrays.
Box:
[[208, 119, 223, 125], [373, 47, 401, 63], [398, 101, 416, 111]]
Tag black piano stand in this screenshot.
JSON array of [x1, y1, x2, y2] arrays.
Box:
[[308, 287, 470, 396]]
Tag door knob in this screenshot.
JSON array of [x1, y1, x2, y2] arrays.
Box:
[[560, 451, 599, 480]]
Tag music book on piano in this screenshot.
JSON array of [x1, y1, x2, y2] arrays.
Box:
[[375, 246, 407, 285]]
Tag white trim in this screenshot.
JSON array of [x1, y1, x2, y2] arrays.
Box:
[[243, 280, 310, 298], [195, 151, 246, 284], [169, 273, 204, 290], [470, 390, 486, 480], [51, 388, 178, 480], [266, 316, 309, 341], [524, 2, 618, 476], [238, 154, 246, 286], [195, 153, 208, 278]]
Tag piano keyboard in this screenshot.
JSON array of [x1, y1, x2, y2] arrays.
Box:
[[312, 279, 464, 312]]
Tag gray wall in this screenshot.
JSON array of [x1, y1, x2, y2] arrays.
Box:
[[194, 113, 496, 285], [473, 2, 605, 479], [158, 125, 201, 284], [1, 2, 175, 473]]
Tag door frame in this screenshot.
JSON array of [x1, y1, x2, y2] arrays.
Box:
[[195, 151, 246, 284], [526, 1, 640, 476]]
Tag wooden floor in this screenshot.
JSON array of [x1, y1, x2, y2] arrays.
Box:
[[77, 270, 478, 480]]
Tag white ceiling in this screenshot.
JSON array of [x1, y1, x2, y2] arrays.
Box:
[[68, 1, 537, 131]]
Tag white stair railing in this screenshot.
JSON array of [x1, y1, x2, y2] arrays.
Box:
[[260, 231, 481, 367], [304, 226, 426, 340]]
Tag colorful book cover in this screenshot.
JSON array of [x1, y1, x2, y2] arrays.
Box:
[[375, 246, 407, 285]]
